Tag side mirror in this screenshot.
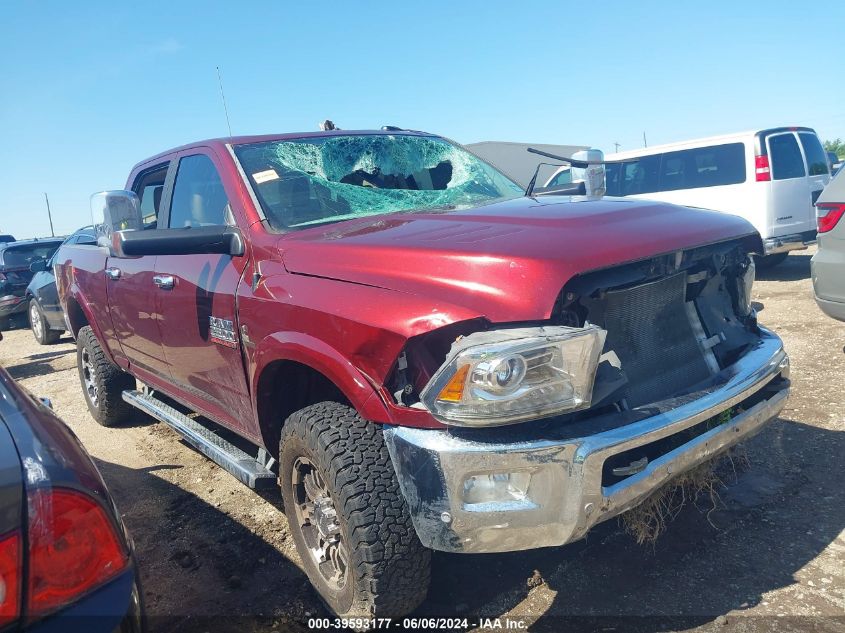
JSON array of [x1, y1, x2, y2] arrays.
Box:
[[90, 191, 143, 248], [113, 226, 245, 258], [570, 149, 606, 198], [29, 259, 48, 273]]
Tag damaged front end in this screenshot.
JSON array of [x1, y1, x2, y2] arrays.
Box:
[[383, 238, 790, 553]]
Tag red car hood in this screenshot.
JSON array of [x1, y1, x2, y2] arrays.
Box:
[[280, 196, 760, 322]]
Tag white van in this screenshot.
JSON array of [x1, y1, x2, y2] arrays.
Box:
[[590, 127, 830, 265]]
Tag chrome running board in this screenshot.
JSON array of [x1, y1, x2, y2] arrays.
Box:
[[122, 390, 276, 489]]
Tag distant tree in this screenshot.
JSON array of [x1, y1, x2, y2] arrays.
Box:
[[823, 138, 845, 159]]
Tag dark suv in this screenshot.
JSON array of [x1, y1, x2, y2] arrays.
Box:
[[27, 227, 96, 344], [0, 238, 64, 330]]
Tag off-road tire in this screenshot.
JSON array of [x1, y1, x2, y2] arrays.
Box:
[[29, 299, 60, 345], [756, 252, 789, 269], [279, 402, 430, 618], [76, 326, 135, 426]]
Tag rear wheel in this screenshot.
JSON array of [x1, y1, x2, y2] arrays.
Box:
[[756, 252, 789, 269], [279, 402, 430, 618], [76, 326, 135, 426], [29, 299, 60, 345]]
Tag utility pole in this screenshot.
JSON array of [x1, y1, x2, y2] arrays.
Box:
[[643, 131, 648, 148], [613, 141, 621, 153], [43, 193, 55, 237], [216, 66, 233, 137]]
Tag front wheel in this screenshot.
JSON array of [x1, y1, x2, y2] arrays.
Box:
[[76, 326, 135, 426], [29, 299, 60, 345], [279, 402, 430, 618]]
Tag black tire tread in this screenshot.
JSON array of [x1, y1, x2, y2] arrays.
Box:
[[77, 325, 135, 426], [281, 402, 430, 617]]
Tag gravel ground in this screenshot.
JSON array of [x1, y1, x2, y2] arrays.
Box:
[[0, 249, 842, 632]]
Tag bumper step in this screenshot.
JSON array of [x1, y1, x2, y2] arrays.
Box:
[[122, 390, 276, 489]]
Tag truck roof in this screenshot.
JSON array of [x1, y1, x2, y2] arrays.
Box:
[[134, 129, 435, 172]]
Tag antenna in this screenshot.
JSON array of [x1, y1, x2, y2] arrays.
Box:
[[44, 193, 55, 237], [216, 66, 233, 137]]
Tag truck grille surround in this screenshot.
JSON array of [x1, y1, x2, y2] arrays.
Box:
[[600, 273, 712, 408]]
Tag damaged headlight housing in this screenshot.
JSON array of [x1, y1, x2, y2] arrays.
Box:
[[736, 255, 756, 317], [420, 325, 607, 426]]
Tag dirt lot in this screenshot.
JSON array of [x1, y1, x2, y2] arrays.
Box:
[[0, 249, 843, 632]]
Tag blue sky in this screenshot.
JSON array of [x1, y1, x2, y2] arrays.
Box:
[[1, 1, 843, 238]]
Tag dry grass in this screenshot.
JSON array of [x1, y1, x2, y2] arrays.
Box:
[[620, 445, 750, 545]]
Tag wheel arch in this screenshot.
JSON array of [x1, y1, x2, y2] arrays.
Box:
[[64, 292, 90, 338], [252, 332, 393, 456], [64, 289, 119, 365]]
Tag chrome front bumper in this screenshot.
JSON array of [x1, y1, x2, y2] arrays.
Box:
[[384, 330, 789, 554], [764, 232, 816, 255]]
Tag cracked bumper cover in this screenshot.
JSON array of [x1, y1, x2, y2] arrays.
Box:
[[384, 329, 789, 554], [0, 294, 27, 318]]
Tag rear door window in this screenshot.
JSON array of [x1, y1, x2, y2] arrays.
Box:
[[768, 133, 806, 180], [169, 154, 231, 228], [68, 230, 96, 246], [798, 133, 830, 176]]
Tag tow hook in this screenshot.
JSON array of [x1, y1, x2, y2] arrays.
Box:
[[612, 456, 649, 477]]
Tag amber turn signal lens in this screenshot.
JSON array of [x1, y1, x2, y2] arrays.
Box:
[[436, 365, 470, 402]]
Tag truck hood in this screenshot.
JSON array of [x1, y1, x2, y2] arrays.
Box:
[[280, 196, 760, 322]]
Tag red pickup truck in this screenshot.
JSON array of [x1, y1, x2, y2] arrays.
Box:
[[55, 130, 790, 618]]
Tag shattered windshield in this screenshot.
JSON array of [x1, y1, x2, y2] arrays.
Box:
[[233, 134, 524, 230]]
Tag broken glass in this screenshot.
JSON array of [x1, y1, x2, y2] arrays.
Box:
[[233, 134, 523, 230]]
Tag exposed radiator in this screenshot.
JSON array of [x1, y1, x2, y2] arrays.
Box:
[[600, 273, 714, 408]]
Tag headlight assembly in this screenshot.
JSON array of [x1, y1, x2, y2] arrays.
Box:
[[420, 325, 607, 426]]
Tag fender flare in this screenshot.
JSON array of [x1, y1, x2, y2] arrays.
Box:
[[66, 284, 119, 366], [251, 331, 393, 424]]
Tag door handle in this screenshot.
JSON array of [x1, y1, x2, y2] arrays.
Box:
[[105, 267, 121, 280], [152, 274, 175, 290]]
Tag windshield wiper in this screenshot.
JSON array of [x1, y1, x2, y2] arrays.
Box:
[[524, 160, 561, 198]]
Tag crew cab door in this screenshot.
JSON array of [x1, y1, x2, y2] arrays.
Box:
[[154, 150, 253, 433], [106, 162, 173, 382]]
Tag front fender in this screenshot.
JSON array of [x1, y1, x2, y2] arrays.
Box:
[[251, 331, 393, 423]]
